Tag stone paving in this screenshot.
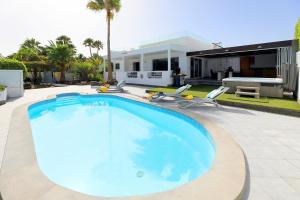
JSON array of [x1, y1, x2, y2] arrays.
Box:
[[1, 85, 300, 200]]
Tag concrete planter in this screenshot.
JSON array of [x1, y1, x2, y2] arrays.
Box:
[[0, 88, 7, 104]]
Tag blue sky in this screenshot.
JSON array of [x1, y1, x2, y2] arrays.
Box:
[[0, 0, 299, 56]]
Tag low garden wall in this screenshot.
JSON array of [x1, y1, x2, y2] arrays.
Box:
[[0, 70, 24, 98]]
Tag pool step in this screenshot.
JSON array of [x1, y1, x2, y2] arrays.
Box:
[[235, 86, 260, 99], [56, 97, 80, 106]]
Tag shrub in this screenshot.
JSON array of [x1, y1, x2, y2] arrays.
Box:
[[0, 58, 28, 77], [72, 61, 94, 81], [88, 72, 104, 82], [0, 84, 5, 92]]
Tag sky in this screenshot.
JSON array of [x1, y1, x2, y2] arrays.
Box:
[[0, 0, 299, 56]]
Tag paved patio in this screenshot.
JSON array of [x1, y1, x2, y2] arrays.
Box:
[[1, 85, 300, 200]]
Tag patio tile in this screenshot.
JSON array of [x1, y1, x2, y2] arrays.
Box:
[[253, 177, 299, 200], [247, 178, 272, 200], [259, 160, 300, 179], [247, 159, 279, 178], [242, 146, 283, 159], [284, 178, 300, 193], [288, 160, 300, 170]]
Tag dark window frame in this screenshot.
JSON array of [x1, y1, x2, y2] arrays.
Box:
[[115, 63, 120, 70], [133, 62, 140, 71], [152, 57, 179, 71]]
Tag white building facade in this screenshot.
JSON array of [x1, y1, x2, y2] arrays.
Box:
[[104, 36, 213, 86]]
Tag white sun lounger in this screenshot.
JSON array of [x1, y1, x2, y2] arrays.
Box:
[[150, 84, 192, 101], [177, 86, 229, 108], [97, 80, 126, 93]]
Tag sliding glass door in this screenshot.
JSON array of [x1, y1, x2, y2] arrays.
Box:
[[190, 58, 202, 78]]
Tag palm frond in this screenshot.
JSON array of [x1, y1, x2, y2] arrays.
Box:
[[87, 0, 104, 11], [108, 0, 121, 12], [83, 38, 94, 47]]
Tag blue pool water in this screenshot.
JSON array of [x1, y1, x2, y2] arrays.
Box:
[[28, 94, 215, 197]]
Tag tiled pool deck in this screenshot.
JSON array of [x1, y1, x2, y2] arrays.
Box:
[[1, 85, 300, 200]]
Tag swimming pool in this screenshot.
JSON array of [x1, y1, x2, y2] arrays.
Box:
[[28, 94, 215, 197]]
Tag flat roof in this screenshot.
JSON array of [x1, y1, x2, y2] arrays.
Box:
[[187, 40, 297, 58]]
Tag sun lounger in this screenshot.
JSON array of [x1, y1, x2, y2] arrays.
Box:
[[177, 86, 229, 108], [97, 80, 126, 93], [149, 84, 192, 101]]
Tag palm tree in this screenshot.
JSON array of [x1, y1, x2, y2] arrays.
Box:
[[21, 38, 43, 53], [93, 40, 104, 55], [77, 53, 87, 61], [83, 38, 94, 57], [87, 0, 121, 83], [16, 39, 49, 83], [47, 41, 76, 83], [56, 35, 76, 50]]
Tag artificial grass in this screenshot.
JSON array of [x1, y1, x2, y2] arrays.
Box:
[[150, 85, 300, 111]]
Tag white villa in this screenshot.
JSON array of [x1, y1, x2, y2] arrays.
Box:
[[104, 36, 213, 86], [104, 35, 299, 99]]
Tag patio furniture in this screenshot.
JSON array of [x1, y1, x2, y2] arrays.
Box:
[[149, 84, 192, 102], [97, 80, 126, 93], [176, 86, 229, 108]]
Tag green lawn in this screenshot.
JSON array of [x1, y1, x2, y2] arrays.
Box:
[[150, 85, 300, 111]]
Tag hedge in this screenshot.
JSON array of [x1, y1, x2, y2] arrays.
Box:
[[0, 58, 28, 77]]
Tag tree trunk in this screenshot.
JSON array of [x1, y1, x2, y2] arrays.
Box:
[[60, 64, 66, 83], [107, 13, 113, 83], [89, 47, 92, 58], [33, 69, 38, 84]]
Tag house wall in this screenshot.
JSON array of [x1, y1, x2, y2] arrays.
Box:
[[115, 71, 173, 86], [0, 70, 24, 98], [108, 51, 188, 86], [143, 52, 187, 73], [140, 36, 212, 52], [119, 51, 187, 72]]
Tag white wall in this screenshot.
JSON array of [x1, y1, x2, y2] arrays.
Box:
[[0, 70, 24, 98], [115, 71, 173, 86], [140, 36, 212, 52], [108, 51, 187, 86], [297, 51, 300, 103]]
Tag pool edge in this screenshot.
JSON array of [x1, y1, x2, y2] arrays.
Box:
[[0, 93, 247, 200]]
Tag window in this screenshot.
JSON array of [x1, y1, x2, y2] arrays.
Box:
[[152, 57, 179, 71], [153, 58, 168, 71], [133, 62, 140, 71], [115, 63, 120, 70]]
